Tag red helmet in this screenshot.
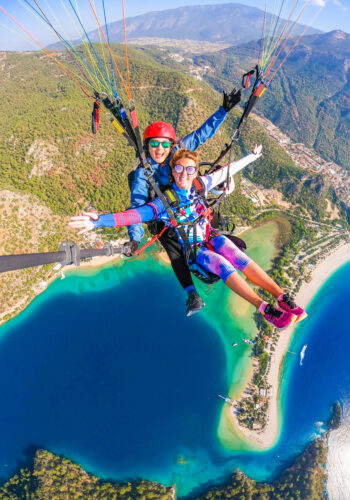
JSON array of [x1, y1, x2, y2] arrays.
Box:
[[143, 121, 176, 143]]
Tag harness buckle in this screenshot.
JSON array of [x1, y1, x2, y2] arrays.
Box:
[[231, 129, 240, 141]]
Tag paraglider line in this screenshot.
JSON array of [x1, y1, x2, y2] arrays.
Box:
[[90, 0, 113, 92], [102, 0, 117, 94], [258, 0, 268, 66], [87, 0, 129, 98], [26, 0, 109, 93], [17, 0, 109, 92], [267, 0, 328, 85], [67, 0, 115, 95], [59, 0, 110, 91], [122, 0, 132, 100], [18, 0, 48, 25], [266, 0, 287, 58], [263, 0, 300, 73], [265, 0, 311, 78]]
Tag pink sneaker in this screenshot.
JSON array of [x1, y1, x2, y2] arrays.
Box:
[[278, 293, 307, 323], [260, 302, 297, 331]]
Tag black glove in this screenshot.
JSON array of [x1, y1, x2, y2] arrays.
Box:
[[123, 240, 140, 257], [222, 88, 241, 112]]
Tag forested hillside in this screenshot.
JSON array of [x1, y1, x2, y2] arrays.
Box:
[[0, 439, 327, 499], [192, 30, 350, 170], [0, 44, 308, 221], [0, 44, 343, 323], [0, 45, 337, 220], [0, 46, 234, 216]]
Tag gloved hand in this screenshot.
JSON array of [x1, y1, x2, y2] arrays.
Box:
[[222, 88, 241, 112], [123, 240, 140, 257]]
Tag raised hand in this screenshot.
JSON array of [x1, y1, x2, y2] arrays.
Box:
[[222, 88, 241, 112], [252, 144, 263, 157]]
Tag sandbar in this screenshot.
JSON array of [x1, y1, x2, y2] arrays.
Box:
[[228, 241, 350, 448]]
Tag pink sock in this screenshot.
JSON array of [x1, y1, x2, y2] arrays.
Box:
[[259, 301, 268, 313]]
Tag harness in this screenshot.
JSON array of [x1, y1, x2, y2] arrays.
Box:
[[161, 180, 222, 285]]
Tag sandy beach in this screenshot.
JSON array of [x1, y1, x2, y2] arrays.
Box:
[[229, 241, 350, 448]]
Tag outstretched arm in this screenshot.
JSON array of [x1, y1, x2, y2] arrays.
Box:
[[202, 145, 263, 193], [69, 199, 165, 234]]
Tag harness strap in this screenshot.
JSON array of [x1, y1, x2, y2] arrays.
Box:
[[92, 102, 99, 134], [235, 65, 265, 137], [163, 188, 181, 209], [192, 177, 205, 196], [242, 69, 255, 89], [205, 223, 211, 243], [134, 225, 168, 256]]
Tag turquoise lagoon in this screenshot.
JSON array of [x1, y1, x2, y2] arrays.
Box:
[[0, 241, 349, 496]]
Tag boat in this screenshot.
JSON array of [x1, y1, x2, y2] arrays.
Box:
[[218, 394, 232, 404], [243, 339, 256, 345], [232, 342, 238, 347]]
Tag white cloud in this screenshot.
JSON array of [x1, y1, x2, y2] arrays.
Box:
[[310, 0, 326, 6], [309, 0, 348, 12], [332, 0, 348, 12]]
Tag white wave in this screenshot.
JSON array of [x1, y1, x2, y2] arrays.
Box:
[[326, 402, 350, 500]]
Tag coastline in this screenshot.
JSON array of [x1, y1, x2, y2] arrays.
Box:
[[0, 238, 174, 328], [1, 229, 349, 452], [0, 253, 124, 327], [228, 241, 350, 449]]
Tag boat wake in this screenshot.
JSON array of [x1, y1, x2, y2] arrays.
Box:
[[300, 344, 307, 366]]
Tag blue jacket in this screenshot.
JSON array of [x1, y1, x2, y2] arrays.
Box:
[[128, 106, 228, 242]]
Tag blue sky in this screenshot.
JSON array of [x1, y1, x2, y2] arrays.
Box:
[[0, 0, 348, 51]]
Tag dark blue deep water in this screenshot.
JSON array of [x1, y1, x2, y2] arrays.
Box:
[[0, 259, 349, 496]]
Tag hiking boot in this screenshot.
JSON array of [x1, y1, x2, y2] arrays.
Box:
[[278, 293, 307, 323], [186, 291, 205, 317], [262, 303, 297, 331]]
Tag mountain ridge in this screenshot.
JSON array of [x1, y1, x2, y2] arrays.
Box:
[[184, 29, 350, 170], [47, 3, 322, 50]]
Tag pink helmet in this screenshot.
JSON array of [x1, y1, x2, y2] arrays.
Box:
[[143, 121, 176, 143]]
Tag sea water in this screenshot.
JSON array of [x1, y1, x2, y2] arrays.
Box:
[[0, 250, 349, 497], [0, 259, 234, 494]]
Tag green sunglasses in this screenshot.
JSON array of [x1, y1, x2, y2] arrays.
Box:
[[149, 140, 172, 148]]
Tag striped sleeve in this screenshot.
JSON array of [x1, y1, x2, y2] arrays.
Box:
[[93, 204, 158, 229]]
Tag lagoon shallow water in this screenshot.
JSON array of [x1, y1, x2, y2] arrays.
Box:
[[0, 249, 349, 496]]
